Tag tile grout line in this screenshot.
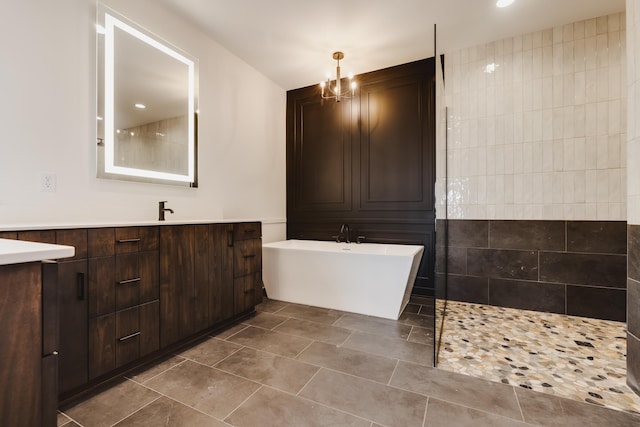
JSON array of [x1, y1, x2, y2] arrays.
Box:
[[127, 357, 188, 385], [219, 324, 250, 341], [296, 366, 323, 397], [387, 359, 401, 386], [260, 383, 376, 425], [106, 395, 163, 427], [221, 384, 264, 422], [211, 344, 247, 367], [422, 397, 430, 427], [125, 379, 231, 424], [512, 385, 527, 423]]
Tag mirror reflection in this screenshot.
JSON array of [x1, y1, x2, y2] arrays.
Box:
[[97, 5, 198, 185]]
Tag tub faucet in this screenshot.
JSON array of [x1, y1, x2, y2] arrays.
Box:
[[338, 223, 351, 243], [159, 201, 174, 221]]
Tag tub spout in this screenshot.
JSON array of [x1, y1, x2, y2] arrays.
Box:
[[339, 223, 351, 243]]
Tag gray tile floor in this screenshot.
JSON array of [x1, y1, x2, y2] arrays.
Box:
[[58, 297, 640, 427]]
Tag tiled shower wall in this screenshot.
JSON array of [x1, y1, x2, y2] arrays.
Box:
[[436, 220, 627, 322], [626, 0, 640, 396], [435, 13, 630, 321], [437, 13, 627, 221]]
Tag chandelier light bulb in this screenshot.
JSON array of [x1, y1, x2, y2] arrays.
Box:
[[319, 51, 357, 102]]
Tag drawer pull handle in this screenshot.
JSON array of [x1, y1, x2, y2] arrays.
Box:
[[118, 277, 141, 285], [243, 254, 256, 258], [119, 331, 141, 342], [117, 238, 140, 243]]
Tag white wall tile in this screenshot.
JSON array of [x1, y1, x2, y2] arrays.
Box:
[[440, 12, 627, 221]]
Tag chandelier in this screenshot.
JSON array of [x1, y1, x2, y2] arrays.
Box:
[[320, 51, 356, 102]]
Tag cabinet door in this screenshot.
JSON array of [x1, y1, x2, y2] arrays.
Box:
[[159, 226, 195, 347], [139, 300, 159, 357], [193, 225, 210, 333], [140, 251, 159, 304], [88, 257, 115, 318], [57, 260, 88, 395], [0, 263, 42, 427], [210, 224, 234, 323], [88, 314, 115, 379]]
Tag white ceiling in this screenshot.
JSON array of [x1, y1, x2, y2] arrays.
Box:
[[158, 0, 625, 91]]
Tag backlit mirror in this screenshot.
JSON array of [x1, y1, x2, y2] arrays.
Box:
[[96, 5, 198, 186]]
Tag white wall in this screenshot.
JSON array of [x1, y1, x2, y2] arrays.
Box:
[[0, 0, 286, 241], [437, 13, 627, 221]]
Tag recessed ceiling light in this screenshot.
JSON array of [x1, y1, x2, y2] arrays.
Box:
[[496, 0, 515, 7], [134, 103, 146, 109]]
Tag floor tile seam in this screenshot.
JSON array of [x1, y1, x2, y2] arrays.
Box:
[[512, 383, 527, 423], [106, 394, 164, 427], [180, 358, 266, 389], [311, 365, 436, 400], [421, 396, 429, 427], [222, 384, 265, 422], [423, 394, 531, 424], [127, 357, 188, 385], [216, 324, 250, 341], [255, 383, 377, 425], [341, 340, 434, 367], [338, 325, 413, 341], [347, 329, 434, 348], [133, 373, 240, 425], [209, 344, 248, 368], [270, 323, 354, 345], [292, 356, 399, 386], [267, 302, 291, 314], [292, 339, 318, 360], [302, 339, 408, 367], [387, 359, 401, 386]]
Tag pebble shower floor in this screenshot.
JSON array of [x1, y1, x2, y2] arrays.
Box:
[[436, 300, 640, 415]]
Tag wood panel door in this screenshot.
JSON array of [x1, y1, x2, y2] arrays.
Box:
[[0, 263, 42, 427], [209, 224, 234, 323], [159, 225, 195, 347], [57, 260, 88, 395]]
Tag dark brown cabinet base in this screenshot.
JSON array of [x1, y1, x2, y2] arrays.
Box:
[[0, 262, 58, 427]]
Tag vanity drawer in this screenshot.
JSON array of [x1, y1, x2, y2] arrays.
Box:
[[88, 300, 159, 378], [116, 226, 158, 253], [116, 253, 140, 310], [116, 301, 159, 367], [233, 222, 261, 241], [234, 239, 262, 277]]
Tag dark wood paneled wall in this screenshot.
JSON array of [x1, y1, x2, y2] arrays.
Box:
[[286, 58, 436, 295]]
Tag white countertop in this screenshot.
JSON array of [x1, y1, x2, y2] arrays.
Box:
[[0, 239, 75, 266], [0, 218, 286, 232]]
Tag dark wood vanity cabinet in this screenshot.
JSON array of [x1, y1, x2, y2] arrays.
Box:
[[6, 221, 261, 405], [159, 222, 261, 346], [86, 227, 160, 380], [233, 222, 263, 313], [0, 261, 58, 427]]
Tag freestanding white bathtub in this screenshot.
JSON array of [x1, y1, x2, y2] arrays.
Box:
[[262, 239, 424, 320]]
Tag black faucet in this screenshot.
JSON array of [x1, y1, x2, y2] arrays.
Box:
[[338, 223, 351, 243], [158, 201, 174, 221]]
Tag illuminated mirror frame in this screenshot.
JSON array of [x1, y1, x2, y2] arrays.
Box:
[[101, 10, 197, 184]]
